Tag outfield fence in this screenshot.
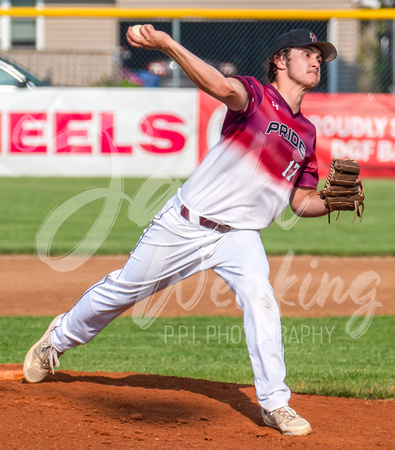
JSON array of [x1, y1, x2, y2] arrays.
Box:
[[0, 7, 395, 92]]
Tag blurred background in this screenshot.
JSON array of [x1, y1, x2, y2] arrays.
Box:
[[0, 0, 394, 93]]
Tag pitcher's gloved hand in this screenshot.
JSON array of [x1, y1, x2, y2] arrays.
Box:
[[320, 159, 365, 223]]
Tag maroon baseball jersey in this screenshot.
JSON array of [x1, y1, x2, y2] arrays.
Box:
[[180, 77, 319, 229]]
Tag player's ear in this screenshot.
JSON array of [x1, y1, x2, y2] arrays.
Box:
[[273, 53, 287, 71]]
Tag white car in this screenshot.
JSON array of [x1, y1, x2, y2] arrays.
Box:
[[0, 58, 50, 91]]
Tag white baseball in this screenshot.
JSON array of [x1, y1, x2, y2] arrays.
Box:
[[131, 25, 142, 37]]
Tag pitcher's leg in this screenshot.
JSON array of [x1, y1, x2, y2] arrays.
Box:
[[212, 230, 290, 412], [51, 265, 161, 352], [239, 275, 290, 412], [51, 204, 208, 353], [24, 201, 222, 384]]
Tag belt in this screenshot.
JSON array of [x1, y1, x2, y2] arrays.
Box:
[[180, 204, 231, 233]]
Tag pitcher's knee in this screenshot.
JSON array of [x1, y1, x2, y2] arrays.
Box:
[[236, 274, 275, 309]]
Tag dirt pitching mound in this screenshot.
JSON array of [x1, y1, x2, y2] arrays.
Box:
[[0, 365, 393, 449], [1, 255, 394, 448]]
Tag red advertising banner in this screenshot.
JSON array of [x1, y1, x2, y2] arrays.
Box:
[[198, 91, 395, 178], [303, 93, 395, 178]]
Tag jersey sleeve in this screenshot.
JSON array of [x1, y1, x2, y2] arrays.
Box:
[[231, 76, 264, 116], [220, 76, 264, 136], [295, 140, 319, 190]]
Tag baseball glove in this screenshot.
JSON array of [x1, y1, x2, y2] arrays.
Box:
[[320, 158, 365, 223]]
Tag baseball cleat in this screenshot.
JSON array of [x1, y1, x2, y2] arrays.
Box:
[[23, 314, 63, 383], [261, 406, 312, 436]]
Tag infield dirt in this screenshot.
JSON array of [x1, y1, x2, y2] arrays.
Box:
[[0, 255, 394, 449]]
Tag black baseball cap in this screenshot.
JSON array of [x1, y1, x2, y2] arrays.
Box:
[[271, 29, 337, 63]]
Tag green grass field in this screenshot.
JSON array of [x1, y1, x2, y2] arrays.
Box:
[[1, 316, 393, 399], [0, 177, 393, 400], [0, 177, 394, 255]]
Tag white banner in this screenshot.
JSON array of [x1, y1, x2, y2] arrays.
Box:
[[0, 88, 198, 177]]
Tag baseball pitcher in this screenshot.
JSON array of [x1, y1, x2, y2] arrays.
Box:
[[23, 27, 364, 436]]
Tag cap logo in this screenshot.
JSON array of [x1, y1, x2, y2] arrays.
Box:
[[310, 32, 317, 43]]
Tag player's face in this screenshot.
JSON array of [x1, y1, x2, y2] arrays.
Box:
[[285, 46, 322, 89]]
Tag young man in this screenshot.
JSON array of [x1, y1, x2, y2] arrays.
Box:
[[23, 28, 337, 436]]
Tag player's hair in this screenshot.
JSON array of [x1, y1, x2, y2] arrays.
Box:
[[266, 47, 292, 83]]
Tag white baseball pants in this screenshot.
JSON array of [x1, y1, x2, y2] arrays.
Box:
[[51, 194, 291, 412]]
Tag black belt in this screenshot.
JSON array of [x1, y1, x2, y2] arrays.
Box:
[[180, 205, 231, 233]]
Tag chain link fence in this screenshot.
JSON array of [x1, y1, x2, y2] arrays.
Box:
[[120, 20, 333, 92], [0, 11, 394, 93]]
